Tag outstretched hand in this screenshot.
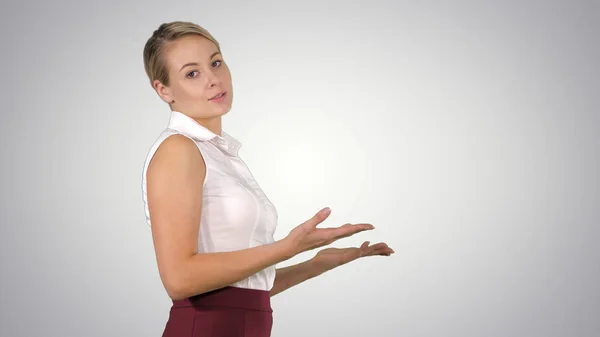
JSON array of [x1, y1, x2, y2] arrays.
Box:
[[311, 241, 395, 274], [282, 207, 375, 257]]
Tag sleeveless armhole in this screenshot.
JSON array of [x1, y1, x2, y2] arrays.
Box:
[[155, 131, 209, 188], [176, 132, 209, 189], [142, 130, 209, 228]]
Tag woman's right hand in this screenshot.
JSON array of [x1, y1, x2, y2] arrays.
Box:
[[281, 207, 375, 257]]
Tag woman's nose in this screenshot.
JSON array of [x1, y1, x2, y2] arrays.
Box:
[[206, 70, 221, 87]]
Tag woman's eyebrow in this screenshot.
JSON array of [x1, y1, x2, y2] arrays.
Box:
[[179, 52, 222, 72]]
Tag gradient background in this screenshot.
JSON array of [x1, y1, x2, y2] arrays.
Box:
[[1, 0, 599, 336]]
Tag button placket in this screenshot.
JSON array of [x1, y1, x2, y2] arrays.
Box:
[[233, 158, 278, 245]]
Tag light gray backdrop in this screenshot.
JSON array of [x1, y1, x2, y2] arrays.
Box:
[[1, 0, 599, 336]]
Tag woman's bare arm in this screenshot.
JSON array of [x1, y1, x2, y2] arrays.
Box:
[[269, 259, 320, 297], [147, 134, 294, 300]]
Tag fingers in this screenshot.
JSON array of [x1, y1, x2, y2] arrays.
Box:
[[301, 209, 390, 255], [364, 242, 387, 252], [315, 223, 373, 247], [333, 223, 374, 240], [304, 207, 331, 229], [363, 242, 395, 256], [358, 241, 370, 257], [316, 224, 374, 244]]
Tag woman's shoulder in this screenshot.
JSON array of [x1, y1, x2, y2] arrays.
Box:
[[151, 131, 204, 165], [143, 130, 206, 176], [145, 129, 199, 156], [144, 132, 207, 189]]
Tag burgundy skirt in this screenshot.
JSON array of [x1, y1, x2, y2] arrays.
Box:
[[162, 286, 273, 337]]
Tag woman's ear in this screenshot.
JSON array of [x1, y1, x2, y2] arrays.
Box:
[[153, 79, 174, 104]]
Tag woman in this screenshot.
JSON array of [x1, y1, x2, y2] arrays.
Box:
[[141, 21, 394, 337]]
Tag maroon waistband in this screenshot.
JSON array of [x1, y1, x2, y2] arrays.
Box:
[[172, 286, 272, 312]]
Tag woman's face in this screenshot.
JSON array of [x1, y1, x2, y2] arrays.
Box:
[[155, 34, 233, 120]]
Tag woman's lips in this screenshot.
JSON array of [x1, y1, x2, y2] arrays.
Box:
[[209, 91, 227, 102]]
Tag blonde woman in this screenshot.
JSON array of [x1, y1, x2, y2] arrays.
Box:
[[141, 21, 394, 337]]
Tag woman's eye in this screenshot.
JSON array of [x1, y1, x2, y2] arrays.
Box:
[[187, 70, 199, 78], [212, 60, 222, 67]]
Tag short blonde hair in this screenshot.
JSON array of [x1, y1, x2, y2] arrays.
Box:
[[143, 21, 221, 88]]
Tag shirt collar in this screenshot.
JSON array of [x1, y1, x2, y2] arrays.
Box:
[[167, 110, 242, 156]]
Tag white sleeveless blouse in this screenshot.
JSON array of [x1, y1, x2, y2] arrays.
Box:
[[141, 111, 278, 291]]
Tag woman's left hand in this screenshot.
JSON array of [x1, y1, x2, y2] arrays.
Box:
[[311, 241, 395, 274]]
